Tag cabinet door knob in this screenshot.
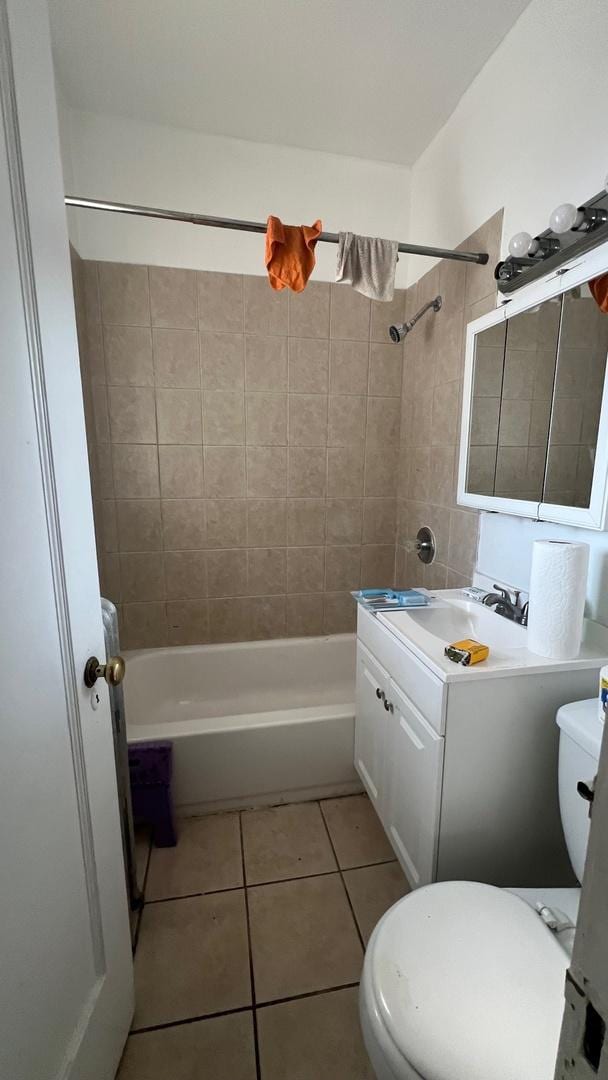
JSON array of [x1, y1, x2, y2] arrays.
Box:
[[376, 687, 385, 701], [384, 698, 393, 712]]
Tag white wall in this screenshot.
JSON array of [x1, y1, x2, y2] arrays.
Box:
[[408, 0, 608, 287], [60, 107, 411, 285], [407, 0, 608, 620]]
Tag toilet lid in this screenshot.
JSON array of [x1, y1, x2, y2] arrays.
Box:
[[368, 880, 569, 1080]]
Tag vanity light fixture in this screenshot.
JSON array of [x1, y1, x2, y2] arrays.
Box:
[[549, 202, 608, 235], [508, 231, 560, 259]]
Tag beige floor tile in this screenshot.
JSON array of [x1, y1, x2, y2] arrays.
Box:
[[134, 892, 251, 1028], [145, 813, 243, 901], [257, 987, 374, 1080], [242, 802, 337, 885], [343, 861, 410, 944], [117, 1012, 257, 1080], [248, 874, 362, 1003], [320, 795, 394, 869]]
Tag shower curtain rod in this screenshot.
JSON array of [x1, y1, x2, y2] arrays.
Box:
[[64, 196, 489, 266]]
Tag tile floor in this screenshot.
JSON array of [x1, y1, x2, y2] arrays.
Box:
[[119, 794, 409, 1079]]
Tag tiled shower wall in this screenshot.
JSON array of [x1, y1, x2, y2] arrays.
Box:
[[395, 210, 504, 589], [72, 252, 406, 647]]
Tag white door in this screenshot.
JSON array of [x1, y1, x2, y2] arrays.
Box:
[[355, 642, 389, 815], [0, 3, 133, 1079], [385, 680, 443, 888]]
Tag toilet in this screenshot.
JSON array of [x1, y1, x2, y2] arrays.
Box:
[[360, 698, 604, 1080]]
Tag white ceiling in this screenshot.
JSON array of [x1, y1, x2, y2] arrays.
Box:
[[49, 0, 530, 166]]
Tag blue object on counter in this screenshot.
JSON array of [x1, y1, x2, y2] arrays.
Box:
[[352, 588, 430, 610]]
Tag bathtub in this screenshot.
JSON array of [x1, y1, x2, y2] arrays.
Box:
[[125, 634, 361, 814]]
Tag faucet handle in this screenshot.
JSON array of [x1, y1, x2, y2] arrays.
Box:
[[493, 583, 520, 606]]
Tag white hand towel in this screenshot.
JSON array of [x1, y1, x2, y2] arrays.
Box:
[[335, 232, 399, 302]]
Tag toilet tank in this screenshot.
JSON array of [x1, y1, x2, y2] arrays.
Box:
[[556, 699, 605, 884]]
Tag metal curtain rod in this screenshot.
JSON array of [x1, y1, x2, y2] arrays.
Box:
[[64, 196, 489, 266]]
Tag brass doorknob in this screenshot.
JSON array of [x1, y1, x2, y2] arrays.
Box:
[[84, 654, 126, 689]]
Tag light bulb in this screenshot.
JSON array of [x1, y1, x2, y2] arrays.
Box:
[[508, 231, 533, 257], [549, 202, 584, 234]]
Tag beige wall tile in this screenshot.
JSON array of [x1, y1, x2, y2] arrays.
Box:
[[117, 499, 162, 551], [99, 552, 121, 605], [100, 499, 118, 552], [122, 602, 168, 648], [108, 386, 156, 443], [288, 447, 327, 497], [156, 388, 202, 444], [92, 386, 111, 442], [287, 547, 325, 593], [431, 381, 461, 447], [83, 261, 101, 324], [247, 499, 287, 547], [287, 499, 326, 546], [208, 598, 251, 643], [204, 446, 246, 497], [434, 309, 465, 385], [369, 344, 402, 397], [121, 552, 165, 602], [206, 500, 247, 548], [104, 325, 153, 386], [430, 446, 456, 506], [326, 499, 362, 545], [366, 397, 401, 445], [325, 545, 361, 591], [247, 548, 286, 595], [159, 445, 204, 498], [327, 446, 364, 497], [438, 259, 466, 317], [323, 592, 356, 634], [244, 275, 288, 336], [200, 333, 245, 390], [207, 549, 248, 597], [198, 271, 244, 332], [448, 509, 479, 577], [149, 266, 197, 329], [464, 210, 503, 307], [245, 336, 287, 391], [246, 393, 287, 445], [86, 322, 106, 385], [288, 283, 330, 339], [286, 594, 325, 637], [289, 394, 328, 446], [328, 396, 366, 446], [361, 545, 395, 588], [249, 595, 286, 641], [164, 550, 207, 599], [166, 600, 209, 646], [425, 560, 448, 590], [362, 498, 396, 545], [498, 399, 532, 447], [99, 262, 150, 326], [113, 444, 160, 498], [364, 445, 398, 496], [329, 340, 369, 395], [371, 291, 406, 343], [288, 339, 329, 393], [468, 445, 497, 494], [470, 397, 500, 445], [330, 285, 370, 341], [153, 329, 200, 388], [161, 500, 206, 550], [246, 447, 287, 497], [203, 391, 245, 445]]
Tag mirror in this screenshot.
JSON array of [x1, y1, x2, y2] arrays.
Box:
[[464, 274, 608, 521], [545, 285, 608, 508]]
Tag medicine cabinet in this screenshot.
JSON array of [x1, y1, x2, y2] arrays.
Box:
[[458, 240, 608, 529]]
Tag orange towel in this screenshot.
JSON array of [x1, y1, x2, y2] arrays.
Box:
[[589, 274, 608, 313], [265, 215, 322, 293]]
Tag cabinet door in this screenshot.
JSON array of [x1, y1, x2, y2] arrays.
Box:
[[385, 679, 444, 887], [355, 642, 389, 817]]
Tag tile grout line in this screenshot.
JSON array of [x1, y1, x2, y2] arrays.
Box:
[[144, 857, 399, 905], [317, 801, 367, 952], [238, 810, 262, 1080]]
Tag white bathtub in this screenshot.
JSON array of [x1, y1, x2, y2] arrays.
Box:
[[125, 634, 361, 814]]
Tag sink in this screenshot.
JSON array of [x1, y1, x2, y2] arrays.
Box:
[[405, 596, 527, 650]]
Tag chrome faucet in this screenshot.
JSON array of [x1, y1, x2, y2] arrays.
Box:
[[482, 584, 529, 626]]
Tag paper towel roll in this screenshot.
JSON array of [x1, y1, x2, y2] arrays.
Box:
[[527, 540, 589, 660]]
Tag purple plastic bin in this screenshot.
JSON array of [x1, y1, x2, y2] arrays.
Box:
[[129, 741, 177, 848]]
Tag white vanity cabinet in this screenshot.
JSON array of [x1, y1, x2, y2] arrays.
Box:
[[355, 603, 606, 891]]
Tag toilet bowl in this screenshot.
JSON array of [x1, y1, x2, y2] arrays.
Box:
[[360, 698, 603, 1080]]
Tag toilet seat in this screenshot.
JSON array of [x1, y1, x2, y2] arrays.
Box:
[[364, 880, 569, 1080]]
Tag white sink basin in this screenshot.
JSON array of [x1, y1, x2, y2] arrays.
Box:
[[405, 596, 527, 650]]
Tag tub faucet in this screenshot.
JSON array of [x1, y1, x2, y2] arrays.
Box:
[[482, 584, 528, 625]]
